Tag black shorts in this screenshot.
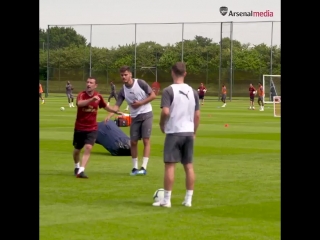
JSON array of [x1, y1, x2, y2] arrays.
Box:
[[199, 95, 204, 100], [250, 96, 254, 101], [39, 93, 42, 98], [73, 130, 98, 150]]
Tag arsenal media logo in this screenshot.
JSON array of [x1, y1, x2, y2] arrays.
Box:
[[219, 6, 228, 16]]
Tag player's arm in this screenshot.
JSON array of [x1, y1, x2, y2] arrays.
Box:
[[193, 90, 200, 135], [76, 93, 97, 107], [105, 89, 125, 119], [159, 87, 172, 133], [138, 80, 156, 104], [99, 95, 121, 114]]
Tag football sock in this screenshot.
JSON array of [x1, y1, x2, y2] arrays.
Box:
[[132, 158, 138, 169], [142, 157, 149, 169], [164, 190, 171, 202], [75, 163, 80, 168], [78, 167, 85, 173], [185, 190, 193, 202]]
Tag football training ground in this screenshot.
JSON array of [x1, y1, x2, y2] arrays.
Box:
[[40, 96, 280, 240]]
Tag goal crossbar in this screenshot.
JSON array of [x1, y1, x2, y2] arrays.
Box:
[[140, 66, 158, 82]]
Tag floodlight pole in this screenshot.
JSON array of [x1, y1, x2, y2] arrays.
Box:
[[46, 25, 50, 97], [218, 22, 222, 101], [134, 23, 137, 77], [89, 24, 92, 76]]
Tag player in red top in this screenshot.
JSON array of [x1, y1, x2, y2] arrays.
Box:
[[197, 83, 207, 105], [73, 77, 123, 178], [248, 83, 256, 110]]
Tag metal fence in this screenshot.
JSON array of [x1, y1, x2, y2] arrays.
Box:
[[40, 21, 281, 99]]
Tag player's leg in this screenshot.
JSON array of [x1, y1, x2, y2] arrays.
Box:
[[67, 94, 72, 107], [222, 94, 226, 107], [251, 97, 255, 109], [137, 114, 153, 174], [153, 135, 181, 207], [39, 93, 44, 104], [107, 94, 112, 106], [129, 119, 142, 175], [113, 93, 118, 102], [125, 104, 129, 111], [181, 136, 195, 207], [76, 130, 98, 178], [199, 95, 203, 105], [257, 97, 262, 110], [72, 130, 85, 176], [201, 95, 204, 105], [249, 97, 254, 109], [261, 97, 265, 111], [70, 94, 74, 107]]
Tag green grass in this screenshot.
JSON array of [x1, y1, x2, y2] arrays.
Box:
[[40, 95, 280, 240]]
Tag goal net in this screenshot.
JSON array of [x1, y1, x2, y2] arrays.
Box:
[[262, 75, 281, 104], [273, 96, 281, 117]]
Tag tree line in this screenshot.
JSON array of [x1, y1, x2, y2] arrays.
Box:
[[39, 27, 281, 80]]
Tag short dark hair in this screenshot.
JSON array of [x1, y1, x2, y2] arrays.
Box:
[[258, 82, 262, 85], [119, 66, 131, 73], [88, 76, 97, 83], [171, 62, 186, 77]]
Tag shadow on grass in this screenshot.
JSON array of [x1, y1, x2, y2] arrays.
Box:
[[39, 169, 132, 177]]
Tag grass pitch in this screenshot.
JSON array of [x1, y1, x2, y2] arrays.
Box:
[[40, 95, 280, 240]]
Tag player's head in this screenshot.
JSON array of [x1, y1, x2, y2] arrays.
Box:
[[119, 66, 132, 83], [86, 77, 97, 93], [249, 83, 253, 87], [258, 82, 262, 87], [171, 62, 186, 81], [110, 81, 113, 85], [200, 83, 204, 87], [222, 84, 225, 87], [67, 81, 70, 85]]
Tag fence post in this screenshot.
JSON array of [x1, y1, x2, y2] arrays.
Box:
[[46, 25, 50, 97], [229, 21, 233, 101], [181, 23, 184, 62]]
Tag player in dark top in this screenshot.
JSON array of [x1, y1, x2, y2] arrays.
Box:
[[73, 77, 123, 178], [248, 83, 256, 110], [66, 81, 74, 107], [107, 81, 117, 106]]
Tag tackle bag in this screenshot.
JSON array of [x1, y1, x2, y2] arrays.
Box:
[[95, 120, 131, 156]]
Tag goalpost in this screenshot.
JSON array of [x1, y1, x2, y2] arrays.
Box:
[[273, 96, 281, 117], [140, 66, 161, 95], [262, 74, 281, 104]]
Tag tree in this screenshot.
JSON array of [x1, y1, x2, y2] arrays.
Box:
[[39, 27, 281, 78], [41, 27, 87, 50]]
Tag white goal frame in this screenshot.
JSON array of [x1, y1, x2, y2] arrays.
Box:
[[140, 66, 158, 82], [262, 74, 281, 104], [273, 96, 281, 117]]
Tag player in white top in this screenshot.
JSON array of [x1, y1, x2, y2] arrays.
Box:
[[153, 62, 200, 208], [105, 66, 156, 175]]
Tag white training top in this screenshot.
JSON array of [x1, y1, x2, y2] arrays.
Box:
[[165, 83, 195, 134], [123, 79, 152, 117]]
